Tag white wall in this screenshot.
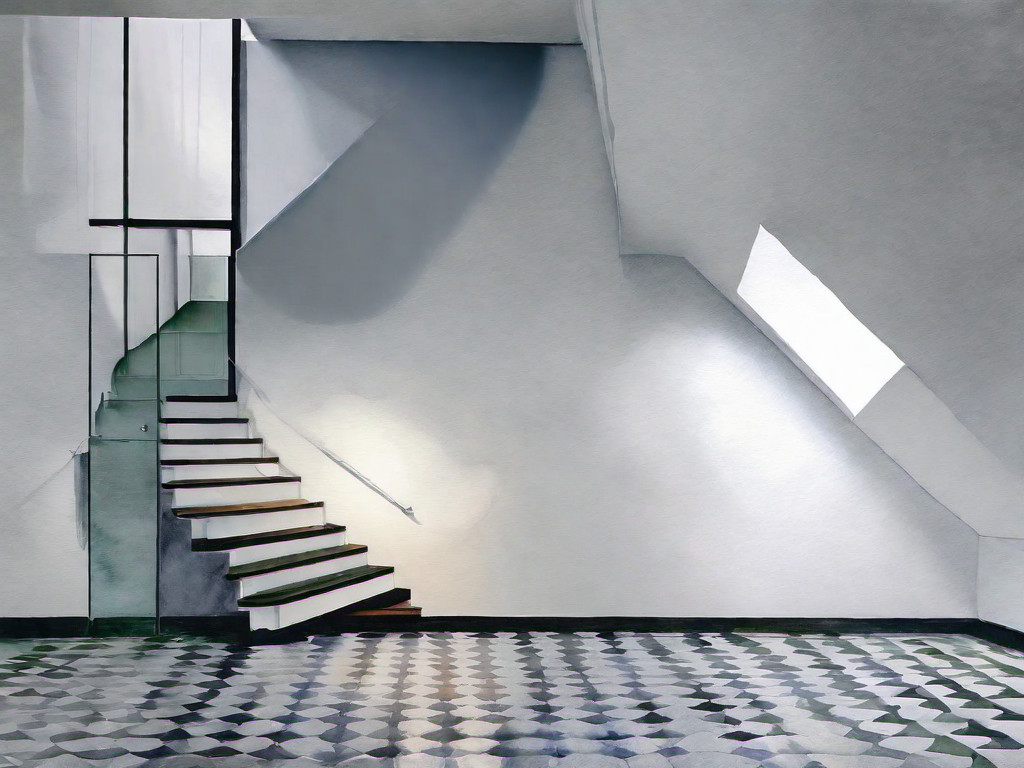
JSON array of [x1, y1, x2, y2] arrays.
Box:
[[979, 538, 1024, 633], [239, 42, 977, 618], [0, 17, 89, 617]]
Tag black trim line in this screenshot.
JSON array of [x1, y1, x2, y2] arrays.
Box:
[[121, 17, 129, 360], [162, 438, 262, 445], [165, 394, 238, 402], [1, 617, 1023, 653], [162, 475, 297, 489], [0, 617, 91, 638], [160, 417, 247, 424], [257, 617, 1024, 649], [228, 18, 241, 397], [161, 456, 278, 466], [90, 218, 233, 229]]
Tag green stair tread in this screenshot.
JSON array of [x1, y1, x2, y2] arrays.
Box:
[[159, 301, 228, 333], [192, 523, 345, 551], [163, 475, 297, 489], [174, 498, 323, 518], [238, 565, 394, 608], [110, 301, 227, 380], [106, 300, 228, 403], [227, 544, 369, 580]]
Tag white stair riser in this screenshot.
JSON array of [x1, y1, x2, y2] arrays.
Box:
[[162, 401, 240, 419], [246, 573, 395, 631], [162, 422, 249, 440], [170, 479, 300, 507], [163, 462, 281, 481], [227, 531, 347, 566], [191, 506, 325, 540], [161, 441, 264, 460], [236, 553, 369, 598]]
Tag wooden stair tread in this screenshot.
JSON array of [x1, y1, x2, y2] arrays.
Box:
[[238, 565, 394, 607], [162, 475, 297, 489], [227, 544, 368, 580], [174, 498, 323, 518], [348, 601, 422, 617], [162, 456, 278, 466], [192, 523, 345, 551]]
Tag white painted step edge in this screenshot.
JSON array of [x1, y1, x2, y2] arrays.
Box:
[[191, 505, 325, 539], [163, 461, 282, 480], [169, 478, 300, 507], [161, 422, 250, 440], [235, 551, 369, 598], [161, 441, 265, 460], [162, 400, 240, 419], [225, 530, 348, 566]]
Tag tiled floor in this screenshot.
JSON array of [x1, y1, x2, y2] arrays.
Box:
[[1, 631, 1024, 767]]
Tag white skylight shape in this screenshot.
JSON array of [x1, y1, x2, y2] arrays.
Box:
[[738, 226, 903, 417]]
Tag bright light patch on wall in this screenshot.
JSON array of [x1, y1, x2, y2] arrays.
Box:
[[737, 226, 903, 417]]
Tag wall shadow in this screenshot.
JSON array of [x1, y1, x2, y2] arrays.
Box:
[[239, 43, 546, 323]]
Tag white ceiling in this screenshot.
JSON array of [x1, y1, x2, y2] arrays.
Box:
[[0, 0, 580, 43]]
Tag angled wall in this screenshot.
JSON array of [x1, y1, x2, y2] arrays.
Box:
[[580, 0, 1024, 478], [578, 0, 1024, 625], [238, 41, 977, 618]]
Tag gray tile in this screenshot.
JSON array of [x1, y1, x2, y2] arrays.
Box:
[[0, 632, 1021, 766]]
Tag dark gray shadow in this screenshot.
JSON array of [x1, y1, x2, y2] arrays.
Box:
[[158, 493, 237, 617], [239, 43, 546, 323]]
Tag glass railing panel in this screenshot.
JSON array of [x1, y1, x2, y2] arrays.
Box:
[[89, 253, 160, 623]]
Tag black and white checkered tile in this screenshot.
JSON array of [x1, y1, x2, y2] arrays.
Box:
[[1, 631, 1023, 767]]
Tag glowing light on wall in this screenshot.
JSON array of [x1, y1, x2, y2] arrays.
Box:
[[738, 226, 903, 417]]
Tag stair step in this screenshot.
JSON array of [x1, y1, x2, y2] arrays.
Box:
[[162, 457, 279, 466], [162, 458, 283, 482], [162, 420, 249, 439], [193, 522, 345, 552], [160, 417, 248, 424], [338, 587, 413, 614], [162, 438, 262, 445], [162, 475, 297, 489], [174, 498, 323, 518], [165, 395, 238, 402], [227, 544, 369, 580], [348, 601, 422, 617], [161, 438, 264, 460], [238, 565, 394, 608]]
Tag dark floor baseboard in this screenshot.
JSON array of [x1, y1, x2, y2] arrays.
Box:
[[2, 615, 1023, 653], [964, 619, 1024, 654], [0, 617, 90, 638]]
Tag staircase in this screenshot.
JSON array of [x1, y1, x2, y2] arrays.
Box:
[[160, 395, 419, 631]]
